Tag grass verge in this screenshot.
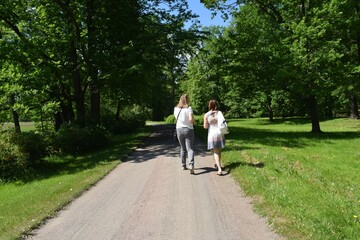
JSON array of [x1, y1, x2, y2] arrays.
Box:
[[0, 127, 150, 240], [196, 117, 360, 240]]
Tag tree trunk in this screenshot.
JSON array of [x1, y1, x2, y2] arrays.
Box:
[[54, 112, 62, 131], [266, 95, 274, 122], [71, 41, 85, 127], [10, 94, 21, 133], [90, 83, 100, 123], [325, 97, 334, 119], [115, 101, 121, 121], [54, 101, 75, 131], [349, 93, 359, 119], [307, 95, 322, 133], [354, 6, 360, 119], [87, 0, 100, 124]]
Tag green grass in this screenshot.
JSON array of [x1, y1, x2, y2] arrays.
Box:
[[197, 117, 360, 240], [1, 122, 37, 132], [0, 127, 150, 240]]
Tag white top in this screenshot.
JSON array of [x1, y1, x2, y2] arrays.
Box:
[[206, 110, 225, 134], [174, 107, 194, 129]]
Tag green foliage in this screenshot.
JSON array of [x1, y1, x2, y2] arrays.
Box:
[[0, 130, 48, 181], [165, 114, 176, 124], [102, 104, 147, 134], [185, 0, 360, 131], [103, 118, 145, 135], [10, 131, 48, 164], [165, 114, 204, 126], [0, 0, 201, 131], [0, 131, 28, 181], [52, 125, 109, 155], [194, 115, 204, 126]]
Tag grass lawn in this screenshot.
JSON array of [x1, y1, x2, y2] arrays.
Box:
[[1, 122, 36, 132], [0, 127, 150, 240], [196, 117, 360, 240]]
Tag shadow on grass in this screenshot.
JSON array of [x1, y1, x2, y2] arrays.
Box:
[[225, 161, 265, 174], [230, 117, 345, 126], [226, 127, 360, 149]]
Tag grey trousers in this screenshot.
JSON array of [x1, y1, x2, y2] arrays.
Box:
[[176, 127, 195, 167]]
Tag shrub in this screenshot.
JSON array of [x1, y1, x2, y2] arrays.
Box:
[[11, 131, 48, 165], [0, 131, 29, 181], [194, 115, 204, 126], [53, 124, 109, 155], [102, 105, 147, 135], [165, 115, 176, 124], [102, 118, 145, 134], [165, 114, 204, 126]]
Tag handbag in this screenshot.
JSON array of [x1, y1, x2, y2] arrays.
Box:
[[173, 108, 182, 143], [217, 110, 229, 134], [220, 120, 229, 134]]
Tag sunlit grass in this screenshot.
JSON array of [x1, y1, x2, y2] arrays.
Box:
[[197, 117, 360, 240], [0, 128, 150, 240], [1, 122, 36, 132]]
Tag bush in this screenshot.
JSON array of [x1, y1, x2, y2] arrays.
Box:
[[165, 115, 176, 124], [0, 131, 30, 181], [102, 118, 145, 134], [194, 115, 204, 126], [53, 124, 109, 155], [11, 131, 48, 165], [165, 114, 204, 126]]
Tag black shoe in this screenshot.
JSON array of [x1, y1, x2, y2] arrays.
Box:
[[182, 166, 188, 170]]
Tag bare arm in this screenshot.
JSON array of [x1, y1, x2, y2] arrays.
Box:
[[203, 114, 209, 129], [189, 112, 194, 125]]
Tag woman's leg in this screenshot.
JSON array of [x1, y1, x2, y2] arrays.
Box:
[[177, 128, 187, 168], [213, 148, 222, 174], [185, 129, 195, 170]]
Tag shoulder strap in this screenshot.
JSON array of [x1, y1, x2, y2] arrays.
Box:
[[176, 108, 183, 121]]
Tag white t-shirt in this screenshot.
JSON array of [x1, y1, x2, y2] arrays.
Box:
[[174, 107, 194, 129]]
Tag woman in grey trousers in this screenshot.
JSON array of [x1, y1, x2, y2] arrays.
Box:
[[174, 94, 195, 174]]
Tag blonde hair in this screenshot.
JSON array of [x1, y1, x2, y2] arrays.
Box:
[[176, 94, 190, 108]]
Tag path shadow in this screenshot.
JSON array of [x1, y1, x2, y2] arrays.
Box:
[[12, 124, 215, 183], [125, 124, 208, 163]]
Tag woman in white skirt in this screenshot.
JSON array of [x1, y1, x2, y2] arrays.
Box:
[[203, 100, 225, 175]]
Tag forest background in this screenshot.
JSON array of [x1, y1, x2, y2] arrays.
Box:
[[0, 0, 358, 176], [0, 0, 360, 182], [0, 1, 359, 239], [0, 0, 359, 178]]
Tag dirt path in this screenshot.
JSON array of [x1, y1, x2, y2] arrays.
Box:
[[27, 125, 282, 240]]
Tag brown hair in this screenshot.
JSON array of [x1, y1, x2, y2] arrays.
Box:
[[176, 94, 190, 108], [208, 100, 218, 111]]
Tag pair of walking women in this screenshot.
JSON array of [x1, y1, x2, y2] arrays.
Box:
[[174, 95, 225, 175]]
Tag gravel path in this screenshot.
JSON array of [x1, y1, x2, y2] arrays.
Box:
[[28, 125, 282, 240]]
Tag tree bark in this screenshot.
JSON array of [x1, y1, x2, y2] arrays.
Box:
[[87, 0, 100, 124], [266, 95, 274, 122], [71, 40, 85, 127], [115, 101, 121, 121], [349, 93, 359, 119], [307, 95, 322, 133], [10, 94, 21, 133], [353, 5, 360, 120]]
